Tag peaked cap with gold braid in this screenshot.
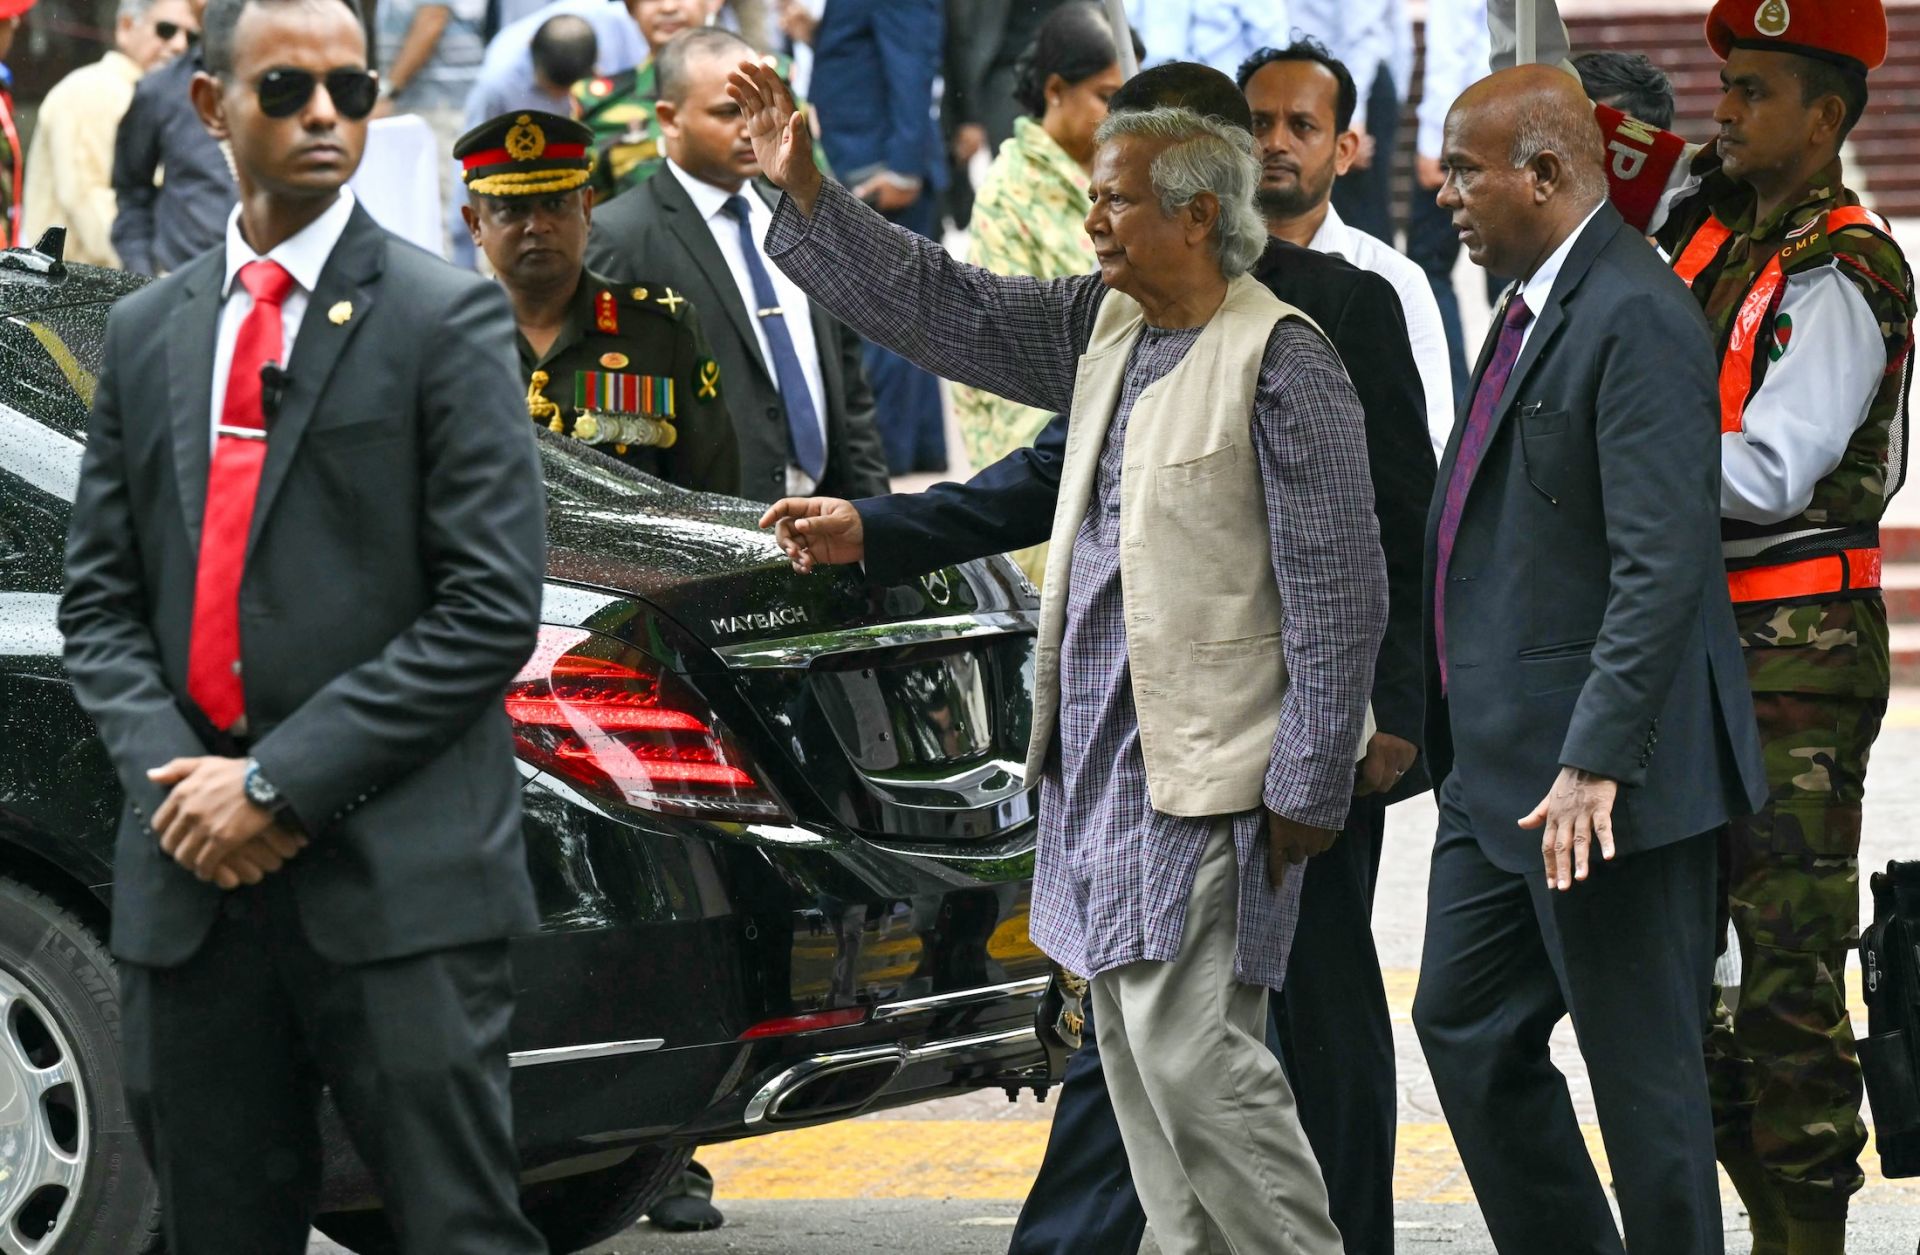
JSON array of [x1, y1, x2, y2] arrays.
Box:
[[454, 110, 596, 197]]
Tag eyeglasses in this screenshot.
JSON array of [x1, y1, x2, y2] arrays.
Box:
[[154, 19, 198, 43], [256, 67, 379, 120]]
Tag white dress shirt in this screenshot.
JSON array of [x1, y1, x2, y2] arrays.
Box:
[[349, 117, 444, 256], [1307, 202, 1457, 455], [1512, 199, 1604, 354], [665, 160, 828, 495], [210, 188, 358, 448], [1415, 0, 1489, 159], [1291, 0, 1413, 100]]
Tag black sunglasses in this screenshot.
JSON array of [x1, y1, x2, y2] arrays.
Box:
[[256, 67, 379, 120], [154, 19, 198, 43]]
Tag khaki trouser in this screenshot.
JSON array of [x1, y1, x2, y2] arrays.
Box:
[[1090, 824, 1345, 1255]]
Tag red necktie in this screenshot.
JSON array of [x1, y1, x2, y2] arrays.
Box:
[[1434, 294, 1533, 692], [186, 259, 297, 731]]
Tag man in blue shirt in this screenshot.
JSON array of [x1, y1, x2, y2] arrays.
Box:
[[471, 0, 645, 120], [464, 12, 597, 126], [1126, 0, 1291, 77], [1289, 0, 1412, 242], [805, 0, 948, 472]]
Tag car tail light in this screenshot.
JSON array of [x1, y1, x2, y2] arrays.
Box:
[[738, 1008, 870, 1040], [507, 626, 788, 821]]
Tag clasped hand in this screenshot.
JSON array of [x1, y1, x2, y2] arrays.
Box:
[[1520, 765, 1619, 892], [147, 757, 307, 890]]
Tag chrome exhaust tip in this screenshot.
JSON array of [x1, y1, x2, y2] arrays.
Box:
[[744, 1046, 905, 1125], [743, 1025, 1044, 1127]]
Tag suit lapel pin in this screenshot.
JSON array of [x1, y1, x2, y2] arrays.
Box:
[[328, 301, 353, 326]]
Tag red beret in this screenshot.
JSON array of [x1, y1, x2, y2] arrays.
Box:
[[1707, 0, 1888, 74], [0, 0, 36, 20]]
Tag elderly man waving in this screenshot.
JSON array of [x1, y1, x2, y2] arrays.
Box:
[[735, 61, 1384, 1254]]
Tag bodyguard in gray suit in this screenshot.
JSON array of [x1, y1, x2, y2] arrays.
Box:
[[59, 0, 548, 1247], [1409, 67, 1765, 1255]]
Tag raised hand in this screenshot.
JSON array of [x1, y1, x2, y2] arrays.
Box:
[[758, 496, 866, 573], [726, 58, 824, 215]]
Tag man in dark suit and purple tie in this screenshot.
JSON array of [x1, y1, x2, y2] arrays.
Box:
[[1410, 64, 1766, 1255]]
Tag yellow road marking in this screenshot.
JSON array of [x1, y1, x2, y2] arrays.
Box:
[[699, 1121, 1920, 1205], [705, 968, 1887, 1203]]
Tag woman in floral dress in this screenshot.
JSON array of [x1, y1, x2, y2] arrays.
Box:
[[958, 2, 1141, 586]]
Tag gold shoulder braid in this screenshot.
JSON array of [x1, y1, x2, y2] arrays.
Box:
[[527, 370, 564, 432]]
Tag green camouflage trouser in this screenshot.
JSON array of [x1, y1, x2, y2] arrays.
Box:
[[1707, 595, 1890, 1220]]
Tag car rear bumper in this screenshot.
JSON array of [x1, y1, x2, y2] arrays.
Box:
[[316, 778, 1055, 1208]]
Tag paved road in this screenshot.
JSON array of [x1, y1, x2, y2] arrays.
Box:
[[306, 700, 1920, 1253], [569, 1202, 1920, 1254]]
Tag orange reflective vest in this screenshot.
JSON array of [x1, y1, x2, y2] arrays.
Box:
[[1672, 206, 1889, 604]]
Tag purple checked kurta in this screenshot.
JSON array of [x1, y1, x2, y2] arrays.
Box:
[[767, 180, 1385, 989]]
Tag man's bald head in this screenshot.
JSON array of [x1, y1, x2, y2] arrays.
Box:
[[1439, 65, 1608, 280]]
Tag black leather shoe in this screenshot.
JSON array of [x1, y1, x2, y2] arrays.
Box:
[[647, 1161, 725, 1232]]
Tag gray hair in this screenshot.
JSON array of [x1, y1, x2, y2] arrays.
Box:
[[1507, 91, 1608, 201], [117, 0, 155, 20], [1092, 106, 1267, 279]]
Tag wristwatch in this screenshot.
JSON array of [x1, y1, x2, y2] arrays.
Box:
[[243, 758, 286, 814]]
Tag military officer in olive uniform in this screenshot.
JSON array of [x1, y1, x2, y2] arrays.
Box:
[[1651, 3, 1916, 1251], [457, 109, 739, 494]]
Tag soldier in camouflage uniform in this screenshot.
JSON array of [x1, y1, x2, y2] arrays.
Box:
[[573, 4, 820, 203], [457, 109, 739, 494], [1655, 3, 1916, 1251]]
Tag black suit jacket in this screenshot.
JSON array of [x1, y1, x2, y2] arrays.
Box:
[[1252, 239, 1436, 801], [1424, 202, 1765, 872], [859, 238, 1436, 798], [110, 51, 235, 276], [586, 172, 891, 502], [61, 204, 548, 967]]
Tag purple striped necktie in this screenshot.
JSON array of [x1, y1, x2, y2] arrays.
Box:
[[1434, 294, 1533, 691]]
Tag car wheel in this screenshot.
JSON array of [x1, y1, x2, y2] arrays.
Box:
[[313, 1147, 694, 1254], [0, 878, 161, 1254]]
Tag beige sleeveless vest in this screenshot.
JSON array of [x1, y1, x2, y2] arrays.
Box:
[[1022, 273, 1373, 816]]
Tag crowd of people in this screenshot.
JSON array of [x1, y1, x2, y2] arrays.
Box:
[[10, 0, 1914, 1252], [0, 0, 1717, 482]]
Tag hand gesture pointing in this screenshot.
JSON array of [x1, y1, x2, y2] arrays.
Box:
[[759, 497, 866, 574]]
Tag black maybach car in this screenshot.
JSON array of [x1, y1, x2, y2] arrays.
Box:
[[0, 235, 1056, 1254]]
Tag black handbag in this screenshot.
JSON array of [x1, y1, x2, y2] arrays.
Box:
[[1859, 861, 1920, 1177]]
